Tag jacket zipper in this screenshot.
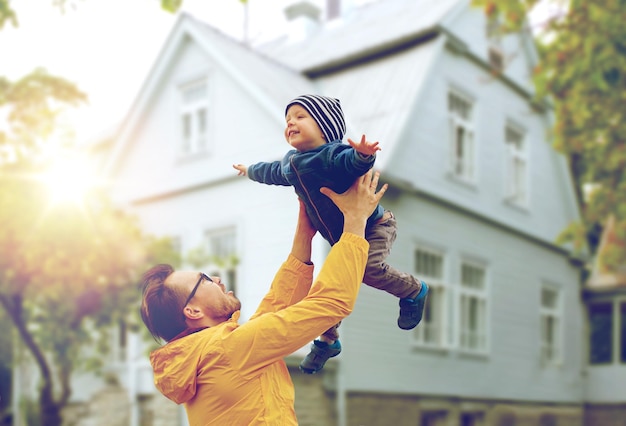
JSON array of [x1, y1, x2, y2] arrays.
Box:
[[290, 154, 337, 245]]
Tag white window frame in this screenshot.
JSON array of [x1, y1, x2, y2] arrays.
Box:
[[504, 122, 528, 206], [448, 90, 475, 183], [204, 227, 238, 293], [540, 284, 563, 366], [179, 78, 210, 156], [411, 246, 449, 349], [486, 15, 505, 72], [457, 260, 488, 354]]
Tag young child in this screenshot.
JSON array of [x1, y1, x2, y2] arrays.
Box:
[[233, 94, 428, 374]]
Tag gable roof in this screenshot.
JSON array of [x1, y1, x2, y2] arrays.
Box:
[[258, 0, 462, 73], [104, 0, 467, 177], [104, 0, 543, 181], [103, 12, 315, 177]]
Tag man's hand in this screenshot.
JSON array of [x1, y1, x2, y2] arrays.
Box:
[[347, 134, 381, 157], [233, 164, 248, 176], [320, 169, 387, 237]]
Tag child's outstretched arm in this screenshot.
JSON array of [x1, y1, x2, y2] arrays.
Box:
[[233, 164, 248, 176], [347, 134, 381, 157], [234, 160, 291, 186]]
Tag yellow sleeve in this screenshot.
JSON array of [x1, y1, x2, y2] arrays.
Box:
[[226, 233, 369, 377], [249, 254, 314, 321]]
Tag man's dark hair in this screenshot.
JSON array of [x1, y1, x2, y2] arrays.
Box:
[[141, 264, 188, 342]]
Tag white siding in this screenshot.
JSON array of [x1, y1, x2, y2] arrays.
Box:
[[341, 194, 584, 402], [385, 48, 578, 248]]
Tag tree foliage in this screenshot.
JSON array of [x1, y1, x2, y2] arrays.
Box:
[[0, 3, 181, 425], [0, 68, 87, 155], [474, 0, 626, 272], [0, 162, 179, 425]]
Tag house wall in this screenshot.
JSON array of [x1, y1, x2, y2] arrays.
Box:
[[110, 36, 305, 323], [341, 193, 585, 402], [131, 178, 298, 322], [346, 392, 583, 426], [301, 18, 585, 405], [398, 47, 579, 246], [111, 38, 287, 207]]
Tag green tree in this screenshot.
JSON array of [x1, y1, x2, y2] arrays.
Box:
[[473, 0, 626, 272], [0, 165, 179, 426], [0, 3, 180, 425]]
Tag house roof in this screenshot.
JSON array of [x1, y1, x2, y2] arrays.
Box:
[[104, 12, 316, 176], [105, 0, 464, 176], [258, 0, 462, 73]]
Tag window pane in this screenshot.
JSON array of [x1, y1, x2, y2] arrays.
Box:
[[209, 232, 235, 258], [197, 108, 207, 133], [182, 114, 191, 145], [449, 92, 471, 119], [415, 250, 443, 278], [506, 126, 523, 150], [542, 288, 557, 308], [413, 249, 444, 346], [461, 264, 484, 289], [589, 303, 613, 364]]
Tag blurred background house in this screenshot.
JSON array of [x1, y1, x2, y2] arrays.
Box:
[[8, 0, 625, 425]]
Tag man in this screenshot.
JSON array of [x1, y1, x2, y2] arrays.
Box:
[[140, 170, 387, 425]]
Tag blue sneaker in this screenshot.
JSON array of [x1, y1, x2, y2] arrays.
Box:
[[398, 281, 428, 330], [299, 339, 342, 374]]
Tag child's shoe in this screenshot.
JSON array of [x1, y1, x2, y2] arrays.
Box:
[[299, 339, 342, 374], [397, 281, 429, 330]]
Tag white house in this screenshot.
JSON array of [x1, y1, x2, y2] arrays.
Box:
[[50, 0, 624, 425]]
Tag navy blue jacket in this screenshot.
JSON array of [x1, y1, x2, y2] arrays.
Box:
[[247, 141, 384, 245]]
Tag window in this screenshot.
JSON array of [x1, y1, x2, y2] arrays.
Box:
[[461, 412, 485, 426], [486, 15, 504, 72], [204, 228, 238, 294], [589, 303, 613, 364], [505, 124, 527, 205], [412, 248, 447, 347], [448, 91, 475, 182], [540, 286, 562, 364], [179, 80, 209, 155], [459, 261, 487, 352], [422, 411, 448, 426]]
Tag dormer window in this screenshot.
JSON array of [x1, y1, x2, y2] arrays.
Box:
[[179, 79, 209, 156], [486, 16, 504, 72]]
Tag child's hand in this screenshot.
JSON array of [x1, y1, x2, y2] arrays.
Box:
[[233, 164, 248, 176], [347, 134, 381, 156]]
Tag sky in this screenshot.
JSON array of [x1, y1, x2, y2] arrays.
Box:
[[0, 0, 297, 141]]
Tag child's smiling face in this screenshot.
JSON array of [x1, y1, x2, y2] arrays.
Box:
[[284, 104, 326, 152]]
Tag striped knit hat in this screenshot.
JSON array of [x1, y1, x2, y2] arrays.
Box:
[[286, 94, 346, 142]]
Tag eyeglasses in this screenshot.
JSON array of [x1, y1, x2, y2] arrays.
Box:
[[184, 272, 212, 307]]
